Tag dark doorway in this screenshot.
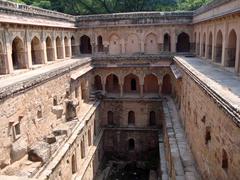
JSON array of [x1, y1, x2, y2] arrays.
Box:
[[97, 36, 104, 52], [128, 139, 135, 151], [128, 111, 135, 125], [149, 111, 156, 126], [80, 35, 92, 54], [131, 79, 137, 91], [164, 34, 171, 52], [177, 32, 190, 52]]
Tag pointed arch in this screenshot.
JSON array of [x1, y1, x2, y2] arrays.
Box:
[[226, 29, 237, 67], [123, 73, 140, 93], [97, 35, 104, 52], [144, 74, 159, 94], [126, 34, 140, 54], [31, 36, 43, 65], [12, 36, 27, 69], [105, 74, 120, 93], [71, 36, 77, 56], [177, 32, 190, 52], [64, 36, 70, 57], [46, 36, 54, 61], [215, 30, 223, 63], [208, 32, 213, 59], [56, 36, 63, 59], [80, 35, 92, 54], [109, 34, 121, 55], [128, 111, 135, 125], [163, 33, 171, 52], [145, 33, 158, 54]]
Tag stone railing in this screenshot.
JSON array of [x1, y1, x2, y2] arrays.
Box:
[[194, 0, 237, 16], [0, 0, 75, 21], [76, 11, 193, 27]]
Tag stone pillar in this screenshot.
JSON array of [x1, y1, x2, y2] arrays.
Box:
[[140, 40, 145, 53], [158, 81, 162, 96], [53, 33, 58, 60], [61, 34, 66, 59], [26, 31, 32, 68], [120, 84, 123, 97], [42, 36, 48, 64], [5, 31, 13, 73], [212, 27, 216, 61], [140, 84, 144, 97], [121, 39, 125, 54], [235, 32, 240, 72], [171, 31, 176, 53], [222, 23, 228, 66]]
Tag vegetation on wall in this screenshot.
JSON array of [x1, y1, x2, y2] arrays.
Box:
[[10, 0, 212, 15]]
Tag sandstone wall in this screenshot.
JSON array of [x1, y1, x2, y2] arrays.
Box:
[[174, 66, 240, 179]]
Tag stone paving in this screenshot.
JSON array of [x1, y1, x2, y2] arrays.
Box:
[[174, 56, 240, 110], [163, 96, 201, 180]]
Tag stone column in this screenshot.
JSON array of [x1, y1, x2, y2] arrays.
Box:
[[26, 30, 32, 68], [5, 30, 13, 73], [222, 23, 228, 67], [171, 30, 176, 53], [61, 34, 66, 59], [140, 40, 145, 53], [53, 33, 58, 60], [120, 84, 123, 97], [41, 36, 48, 64], [212, 26, 216, 61], [140, 84, 144, 97], [158, 81, 162, 96], [235, 32, 240, 72]]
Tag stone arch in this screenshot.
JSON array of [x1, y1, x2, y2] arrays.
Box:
[[12, 36, 27, 69], [144, 74, 159, 94], [163, 33, 171, 52], [94, 75, 103, 91], [97, 35, 104, 52], [123, 73, 140, 93], [80, 35, 92, 54], [128, 111, 135, 125], [105, 74, 120, 93], [31, 36, 43, 65], [64, 36, 70, 57], [162, 74, 172, 94], [226, 29, 237, 67], [126, 33, 140, 54], [107, 111, 114, 125], [71, 154, 77, 174], [208, 32, 213, 59], [128, 138, 135, 150], [149, 111, 156, 126], [202, 33, 206, 57], [177, 32, 190, 52], [145, 33, 158, 54], [46, 36, 54, 61], [215, 30, 223, 63], [109, 34, 121, 55], [71, 36, 77, 56], [56, 36, 62, 59]]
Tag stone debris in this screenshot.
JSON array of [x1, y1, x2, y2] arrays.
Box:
[[28, 141, 51, 163]]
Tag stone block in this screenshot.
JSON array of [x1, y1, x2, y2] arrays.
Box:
[[10, 138, 28, 163]]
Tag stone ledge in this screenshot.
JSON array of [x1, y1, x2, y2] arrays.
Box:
[[0, 58, 92, 101], [174, 56, 240, 127]]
